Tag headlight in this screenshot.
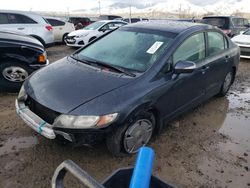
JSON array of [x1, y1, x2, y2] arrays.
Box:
[[18, 85, 27, 101], [53, 113, 118, 129]]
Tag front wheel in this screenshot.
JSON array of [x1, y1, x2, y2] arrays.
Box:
[[0, 62, 31, 92], [106, 111, 155, 156], [217, 70, 234, 97]]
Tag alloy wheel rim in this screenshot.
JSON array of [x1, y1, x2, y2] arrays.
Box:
[[223, 72, 232, 93], [2, 66, 28, 82], [123, 119, 153, 153]]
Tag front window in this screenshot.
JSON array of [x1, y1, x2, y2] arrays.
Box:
[[75, 29, 174, 72], [173, 33, 205, 64], [84, 21, 105, 30]]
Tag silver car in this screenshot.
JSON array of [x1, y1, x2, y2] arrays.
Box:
[[0, 10, 54, 47]]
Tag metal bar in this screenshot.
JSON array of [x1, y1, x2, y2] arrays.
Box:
[[52, 160, 104, 188]]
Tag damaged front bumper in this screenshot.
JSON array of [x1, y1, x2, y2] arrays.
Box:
[[15, 99, 56, 139]]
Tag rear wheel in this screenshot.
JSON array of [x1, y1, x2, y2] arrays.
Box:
[[217, 70, 234, 97], [0, 62, 32, 93], [106, 111, 155, 156]]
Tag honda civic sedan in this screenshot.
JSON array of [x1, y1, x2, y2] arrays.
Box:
[[16, 21, 240, 155]]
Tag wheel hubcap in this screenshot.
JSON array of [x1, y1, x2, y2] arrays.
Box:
[[124, 119, 153, 153], [2, 66, 28, 82], [223, 72, 232, 93]]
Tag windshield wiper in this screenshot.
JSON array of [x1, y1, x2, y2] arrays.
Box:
[[84, 58, 136, 77], [71, 54, 136, 77]]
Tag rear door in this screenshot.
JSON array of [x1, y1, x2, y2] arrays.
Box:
[[6, 13, 37, 34], [203, 31, 232, 97]]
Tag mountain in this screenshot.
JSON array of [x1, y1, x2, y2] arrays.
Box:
[[71, 0, 250, 16]]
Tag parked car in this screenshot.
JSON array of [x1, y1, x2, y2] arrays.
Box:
[[99, 15, 122, 20], [202, 16, 249, 37], [0, 10, 54, 47], [45, 17, 75, 43], [68, 17, 91, 30], [232, 28, 250, 59], [65, 20, 127, 47], [0, 31, 48, 92], [16, 21, 239, 155], [123, 18, 149, 23]]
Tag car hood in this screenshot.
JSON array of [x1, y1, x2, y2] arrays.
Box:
[[24, 57, 132, 114], [68, 29, 92, 37], [232, 34, 250, 43], [0, 30, 44, 50]]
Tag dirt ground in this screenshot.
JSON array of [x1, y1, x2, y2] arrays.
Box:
[[0, 45, 249, 188]]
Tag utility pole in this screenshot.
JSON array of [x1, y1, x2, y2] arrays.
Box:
[[98, 0, 101, 16], [129, 5, 131, 23]]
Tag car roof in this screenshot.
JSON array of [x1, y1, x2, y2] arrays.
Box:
[[0, 9, 40, 16], [97, 20, 127, 24], [122, 20, 211, 34], [203, 16, 246, 19]]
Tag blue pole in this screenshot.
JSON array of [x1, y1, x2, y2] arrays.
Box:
[[129, 147, 155, 188]]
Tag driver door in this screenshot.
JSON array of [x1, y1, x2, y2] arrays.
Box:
[[156, 32, 207, 119]]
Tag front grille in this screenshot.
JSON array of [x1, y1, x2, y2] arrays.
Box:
[[25, 96, 60, 124], [240, 51, 250, 56], [240, 47, 250, 52], [240, 47, 250, 57], [66, 36, 76, 44]]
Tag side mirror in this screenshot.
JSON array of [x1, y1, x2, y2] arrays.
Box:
[[174, 60, 196, 74]]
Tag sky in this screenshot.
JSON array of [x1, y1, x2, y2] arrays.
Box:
[[0, 0, 218, 12]]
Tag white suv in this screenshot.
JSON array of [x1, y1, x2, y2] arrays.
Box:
[[65, 20, 127, 47], [0, 10, 54, 47]]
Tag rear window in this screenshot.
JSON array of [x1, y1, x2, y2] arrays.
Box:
[[232, 18, 244, 26], [47, 19, 65, 26], [203, 17, 229, 29]]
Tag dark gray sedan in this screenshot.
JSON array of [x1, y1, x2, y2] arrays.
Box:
[[16, 21, 240, 155]]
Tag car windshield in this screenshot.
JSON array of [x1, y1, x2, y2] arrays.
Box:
[[203, 18, 228, 29], [84, 21, 105, 30], [75, 29, 174, 72]]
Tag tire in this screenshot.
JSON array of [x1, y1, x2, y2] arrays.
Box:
[[217, 69, 234, 97], [31, 35, 46, 47], [62, 33, 68, 44], [88, 37, 96, 43], [0, 61, 32, 93], [106, 111, 155, 156]]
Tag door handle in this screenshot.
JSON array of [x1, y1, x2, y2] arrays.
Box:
[[201, 66, 210, 70], [201, 66, 209, 74], [17, 27, 25, 30]]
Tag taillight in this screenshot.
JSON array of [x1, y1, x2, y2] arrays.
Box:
[[223, 29, 232, 35], [45, 25, 53, 31]]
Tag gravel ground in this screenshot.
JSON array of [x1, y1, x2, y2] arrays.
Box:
[[0, 45, 249, 188]]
